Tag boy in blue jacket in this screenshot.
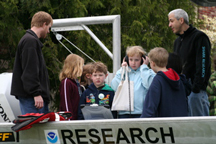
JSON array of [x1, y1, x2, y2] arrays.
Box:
[[78, 62, 117, 120], [141, 47, 188, 117]]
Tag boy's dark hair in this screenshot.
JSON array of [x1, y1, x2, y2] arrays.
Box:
[[167, 53, 182, 74], [92, 62, 108, 74]]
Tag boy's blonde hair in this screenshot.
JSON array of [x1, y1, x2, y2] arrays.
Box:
[[92, 62, 108, 75], [126, 46, 146, 57], [148, 47, 169, 67], [59, 54, 84, 81], [80, 62, 94, 86], [31, 11, 53, 28]]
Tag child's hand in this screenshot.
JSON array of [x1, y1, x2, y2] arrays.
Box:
[[122, 57, 128, 67], [142, 56, 149, 65]]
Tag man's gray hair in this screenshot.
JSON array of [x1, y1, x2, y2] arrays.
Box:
[[168, 9, 189, 25]]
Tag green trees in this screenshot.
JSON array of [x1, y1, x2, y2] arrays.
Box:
[[0, 0, 197, 110], [0, 0, 24, 72]]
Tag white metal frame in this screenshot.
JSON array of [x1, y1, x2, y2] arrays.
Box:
[[51, 15, 121, 74]]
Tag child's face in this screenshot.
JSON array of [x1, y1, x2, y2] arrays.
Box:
[[85, 73, 93, 83], [128, 54, 142, 70], [91, 71, 108, 88]]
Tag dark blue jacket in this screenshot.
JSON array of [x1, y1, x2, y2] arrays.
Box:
[[141, 69, 188, 117], [78, 83, 117, 120]]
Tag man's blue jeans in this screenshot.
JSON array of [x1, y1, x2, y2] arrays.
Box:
[[18, 96, 49, 115], [188, 90, 210, 116]]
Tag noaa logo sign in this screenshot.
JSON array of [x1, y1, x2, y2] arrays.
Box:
[[44, 130, 60, 144], [47, 132, 58, 143]]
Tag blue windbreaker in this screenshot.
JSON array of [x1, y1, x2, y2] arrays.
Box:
[[111, 64, 155, 115]]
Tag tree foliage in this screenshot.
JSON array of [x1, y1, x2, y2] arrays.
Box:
[[198, 15, 216, 52], [198, 15, 216, 71], [0, 0, 198, 111]]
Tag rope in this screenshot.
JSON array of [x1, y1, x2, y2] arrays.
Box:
[[53, 32, 96, 62]]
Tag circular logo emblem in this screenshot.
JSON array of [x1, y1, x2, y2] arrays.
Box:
[[98, 93, 105, 99], [47, 132, 58, 143]]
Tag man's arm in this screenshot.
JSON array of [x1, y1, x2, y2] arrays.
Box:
[[21, 40, 42, 97], [193, 35, 211, 93]]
